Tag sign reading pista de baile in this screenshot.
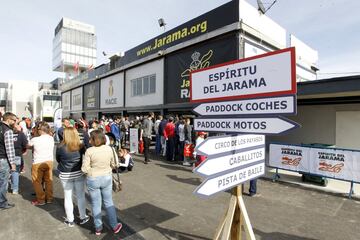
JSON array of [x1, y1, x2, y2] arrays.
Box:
[[191, 47, 298, 197]]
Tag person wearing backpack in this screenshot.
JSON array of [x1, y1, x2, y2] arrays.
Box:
[[0, 112, 17, 210]]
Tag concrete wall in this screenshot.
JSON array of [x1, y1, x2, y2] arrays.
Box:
[[125, 58, 164, 107], [268, 103, 360, 150]]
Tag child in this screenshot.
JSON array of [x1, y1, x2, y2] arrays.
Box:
[[194, 132, 207, 168], [118, 148, 134, 172]]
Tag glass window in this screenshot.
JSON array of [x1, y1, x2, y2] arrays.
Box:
[[143, 76, 149, 94], [150, 74, 156, 93], [136, 78, 142, 96]]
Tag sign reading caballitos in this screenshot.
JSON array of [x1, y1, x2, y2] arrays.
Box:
[[190, 47, 296, 103]]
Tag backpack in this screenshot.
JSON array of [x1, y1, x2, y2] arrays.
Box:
[[127, 156, 134, 171]]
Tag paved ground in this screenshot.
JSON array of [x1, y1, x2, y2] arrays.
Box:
[[1, 151, 360, 240]]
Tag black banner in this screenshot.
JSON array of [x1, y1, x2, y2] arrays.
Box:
[[83, 81, 100, 110], [165, 33, 238, 104], [119, 0, 238, 65]]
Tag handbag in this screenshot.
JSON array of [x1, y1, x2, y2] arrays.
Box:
[[111, 147, 122, 192], [138, 140, 144, 154], [184, 143, 194, 157]]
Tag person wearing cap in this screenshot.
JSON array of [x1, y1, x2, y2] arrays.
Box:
[[194, 131, 207, 167], [163, 116, 176, 161]]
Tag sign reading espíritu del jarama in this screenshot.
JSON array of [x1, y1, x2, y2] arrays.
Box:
[[190, 47, 299, 197]]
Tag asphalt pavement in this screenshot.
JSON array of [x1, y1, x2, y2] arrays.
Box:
[[1, 151, 359, 240]]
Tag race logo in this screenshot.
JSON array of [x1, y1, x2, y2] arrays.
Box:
[[318, 161, 344, 173], [108, 79, 114, 97], [317, 152, 345, 173], [281, 156, 301, 166], [180, 50, 213, 99], [280, 147, 302, 166], [105, 79, 117, 105]]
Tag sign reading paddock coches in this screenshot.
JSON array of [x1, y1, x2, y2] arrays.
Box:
[[190, 48, 296, 103], [100, 73, 124, 109], [84, 81, 100, 110]]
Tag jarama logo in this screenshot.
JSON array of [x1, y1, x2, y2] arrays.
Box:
[[281, 156, 301, 166], [280, 148, 302, 166], [317, 152, 345, 173], [180, 50, 213, 99]]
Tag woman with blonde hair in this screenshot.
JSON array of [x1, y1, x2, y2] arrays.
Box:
[[82, 129, 122, 236], [56, 127, 89, 227]]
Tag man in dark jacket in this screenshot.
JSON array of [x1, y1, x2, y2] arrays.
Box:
[[0, 112, 17, 210]]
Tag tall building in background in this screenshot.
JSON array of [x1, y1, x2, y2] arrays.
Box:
[[52, 17, 97, 81]]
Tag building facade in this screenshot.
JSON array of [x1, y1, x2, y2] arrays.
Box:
[[53, 17, 97, 81], [59, 0, 318, 121]]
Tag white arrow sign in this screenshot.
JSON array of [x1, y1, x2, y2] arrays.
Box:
[[194, 162, 265, 198], [190, 47, 296, 103], [194, 116, 299, 135], [195, 134, 265, 156], [194, 147, 265, 177], [193, 96, 296, 116]]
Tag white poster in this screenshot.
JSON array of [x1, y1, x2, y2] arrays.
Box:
[[130, 128, 138, 154], [270, 144, 360, 183], [100, 73, 124, 108], [62, 91, 71, 111], [269, 144, 309, 173], [71, 87, 83, 111]]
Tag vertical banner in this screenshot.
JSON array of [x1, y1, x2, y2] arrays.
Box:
[[164, 33, 238, 104], [130, 128, 139, 154], [83, 81, 100, 110], [71, 87, 83, 111], [100, 72, 124, 109]]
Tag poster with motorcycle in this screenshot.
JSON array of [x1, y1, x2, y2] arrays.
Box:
[[269, 144, 309, 172], [309, 148, 360, 182]]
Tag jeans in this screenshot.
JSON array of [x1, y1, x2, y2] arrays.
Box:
[[160, 136, 166, 156], [143, 137, 151, 162], [11, 165, 21, 193], [0, 159, 10, 207], [155, 134, 161, 155], [61, 176, 87, 222], [249, 179, 257, 195], [87, 175, 119, 231], [166, 137, 175, 161]]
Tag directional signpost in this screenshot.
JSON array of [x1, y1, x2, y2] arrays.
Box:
[[190, 47, 299, 240], [193, 95, 296, 116], [194, 116, 299, 135]]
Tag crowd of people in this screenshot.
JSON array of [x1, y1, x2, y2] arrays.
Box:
[[0, 111, 257, 236]]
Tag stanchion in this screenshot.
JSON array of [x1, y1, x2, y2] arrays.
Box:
[[213, 185, 256, 240], [349, 181, 354, 199]]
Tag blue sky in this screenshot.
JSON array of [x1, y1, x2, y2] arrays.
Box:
[[0, 0, 359, 83]]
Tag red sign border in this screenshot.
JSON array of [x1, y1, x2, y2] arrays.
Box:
[[190, 47, 296, 103]]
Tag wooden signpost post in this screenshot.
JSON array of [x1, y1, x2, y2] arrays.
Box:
[[190, 47, 298, 240]]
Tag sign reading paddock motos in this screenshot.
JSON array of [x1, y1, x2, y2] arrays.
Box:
[[100, 73, 124, 109], [190, 47, 296, 103], [62, 91, 71, 111], [71, 87, 83, 111]]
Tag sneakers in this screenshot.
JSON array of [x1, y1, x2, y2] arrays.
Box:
[[12, 191, 19, 195], [113, 223, 123, 234], [182, 162, 191, 166], [31, 200, 46, 206], [95, 229, 102, 236], [64, 220, 75, 227], [79, 216, 90, 225], [0, 203, 15, 210]]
